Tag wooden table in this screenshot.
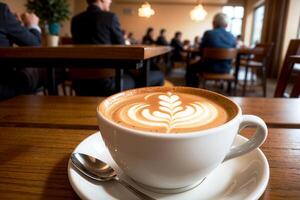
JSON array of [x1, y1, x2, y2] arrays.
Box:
[[0, 127, 299, 199], [0, 45, 171, 94], [0, 95, 300, 199], [1, 96, 300, 129]]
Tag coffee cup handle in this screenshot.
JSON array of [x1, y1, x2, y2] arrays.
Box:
[[223, 115, 268, 162]]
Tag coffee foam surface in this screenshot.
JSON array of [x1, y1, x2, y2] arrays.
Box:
[[104, 91, 231, 133]]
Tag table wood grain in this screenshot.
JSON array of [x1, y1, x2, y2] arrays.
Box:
[[0, 45, 171, 60], [0, 96, 299, 130], [0, 127, 299, 199]]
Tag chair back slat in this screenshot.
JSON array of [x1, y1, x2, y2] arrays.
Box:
[[202, 48, 237, 60], [252, 43, 274, 62], [274, 39, 300, 97]]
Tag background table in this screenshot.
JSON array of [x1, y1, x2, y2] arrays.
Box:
[[1, 96, 299, 129], [0, 45, 171, 94]]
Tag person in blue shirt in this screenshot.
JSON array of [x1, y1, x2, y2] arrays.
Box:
[[186, 13, 236, 87]]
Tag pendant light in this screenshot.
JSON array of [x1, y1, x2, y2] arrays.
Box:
[[138, 2, 155, 18], [190, 0, 207, 21]]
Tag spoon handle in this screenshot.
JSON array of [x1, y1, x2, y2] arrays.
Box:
[[117, 179, 156, 200]]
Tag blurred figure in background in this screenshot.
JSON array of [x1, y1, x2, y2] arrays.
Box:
[[183, 39, 191, 49], [186, 13, 236, 87], [128, 32, 137, 44], [170, 31, 185, 62], [71, 0, 135, 96], [0, 3, 43, 100], [236, 35, 245, 48], [156, 28, 171, 73], [156, 29, 169, 46], [142, 27, 155, 45], [122, 29, 130, 45], [140, 27, 164, 85], [193, 36, 200, 49]]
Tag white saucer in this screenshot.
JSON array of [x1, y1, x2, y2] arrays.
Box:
[[68, 132, 269, 200]]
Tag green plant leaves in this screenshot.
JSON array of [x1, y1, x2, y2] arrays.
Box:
[[25, 0, 70, 24]]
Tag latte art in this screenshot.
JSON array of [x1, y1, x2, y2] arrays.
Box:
[[120, 92, 218, 133], [106, 91, 229, 133]]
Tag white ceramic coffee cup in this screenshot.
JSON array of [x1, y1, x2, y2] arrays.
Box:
[[96, 87, 267, 193]]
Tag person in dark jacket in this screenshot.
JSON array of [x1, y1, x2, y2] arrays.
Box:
[[72, 0, 124, 45], [0, 3, 42, 100], [170, 31, 185, 62], [156, 29, 168, 46], [71, 0, 135, 96], [186, 13, 237, 87], [142, 27, 155, 45]]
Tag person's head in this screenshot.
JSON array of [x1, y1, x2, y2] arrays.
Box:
[[194, 36, 200, 43], [146, 27, 154, 37], [175, 31, 182, 40], [128, 32, 133, 38], [87, 0, 112, 11], [160, 29, 166, 36], [237, 35, 242, 40], [212, 13, 229, 29]]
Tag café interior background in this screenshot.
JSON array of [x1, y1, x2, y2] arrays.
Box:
[[3, 0, 300, 75]]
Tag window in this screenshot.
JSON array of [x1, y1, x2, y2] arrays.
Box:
[[251, 5, 265, 46], [222, 6, 244, 37], [298, 20, 300, 38]]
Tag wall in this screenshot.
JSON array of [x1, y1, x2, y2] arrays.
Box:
[[2, 0, 245, 41], [1, 0, 27, 13], [111, 3, 222, 42], [66, 0, 245, 41]]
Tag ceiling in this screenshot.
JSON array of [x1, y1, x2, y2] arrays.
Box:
[[115, 0, 229, 5]]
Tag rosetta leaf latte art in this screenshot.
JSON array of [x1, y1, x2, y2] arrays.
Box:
[[117, 92, 219, 133]]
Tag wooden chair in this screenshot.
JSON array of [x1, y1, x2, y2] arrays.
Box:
[[242, 43, 274, 97], [59, 37, 116, 96], [274, 39, 300, 97], [200, 48, 238, 95]]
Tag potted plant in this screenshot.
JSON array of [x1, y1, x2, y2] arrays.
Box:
[[26, 0, 70, 46]]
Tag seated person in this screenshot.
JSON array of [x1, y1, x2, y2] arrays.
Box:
[[236, 35, 245, 48], [137, 27, 164, 86], [186, 13, 236, 87], [72, 0, 164, 95], [193, 36, 200, 49], [170, 31, 185, 62], [128, 32, 137, 45], [183, 39, 191, 49], [156, 29, 168, 46], [0, 3, 42, 100], [142, 27, 155, 45], [71, 0, 135, 96], [122, 29, 130, 45]]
